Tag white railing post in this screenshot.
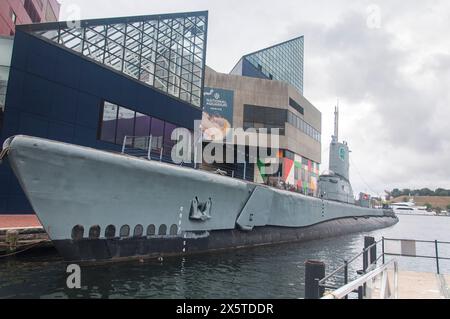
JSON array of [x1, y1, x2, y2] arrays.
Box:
[[147, 135, 153, 161], [121, 136, 127, 154], [243, 161, 247, 180], [380, 268, 391, 299], [394, 260, 399, 299], [321, 259, 398, 300]]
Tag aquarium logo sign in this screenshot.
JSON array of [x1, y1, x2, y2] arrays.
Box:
[[202, 87, 234, 141]]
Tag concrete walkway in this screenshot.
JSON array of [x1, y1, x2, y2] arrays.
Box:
[[371, 270, 449, 299]]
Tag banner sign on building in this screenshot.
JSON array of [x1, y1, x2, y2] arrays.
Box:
[[201, 87, 234, 141]]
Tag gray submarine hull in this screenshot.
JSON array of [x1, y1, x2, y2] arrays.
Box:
[[2, 135, 398, 262]]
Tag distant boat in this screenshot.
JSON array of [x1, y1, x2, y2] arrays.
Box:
[[390, 201, 436, 216]]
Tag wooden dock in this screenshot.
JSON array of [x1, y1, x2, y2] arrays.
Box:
[[0, 215, 50, 256]]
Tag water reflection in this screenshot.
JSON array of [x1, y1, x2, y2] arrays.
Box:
[[0, 215, 449, 299]]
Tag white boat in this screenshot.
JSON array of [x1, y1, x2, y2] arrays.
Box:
[[390, 201, 436, 216]]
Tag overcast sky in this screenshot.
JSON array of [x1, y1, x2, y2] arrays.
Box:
[[58, 0, 450, 196]]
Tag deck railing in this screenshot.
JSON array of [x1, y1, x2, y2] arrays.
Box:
[[307, 236, 450, 299], [382, 237, 450, 274], [322, 258, 399, 299], [120, 135, 306, 187]]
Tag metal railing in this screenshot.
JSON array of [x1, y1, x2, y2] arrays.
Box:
[[121, 135, 194, 167], [382, 237, 450, 274], [312, 236, 450, 299], [322, 259, 398, 299], [120, 135, 255, 180], [318, 238, 382, 297]]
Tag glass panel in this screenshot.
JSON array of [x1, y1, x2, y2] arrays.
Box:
[[150, 117, 164, 149], [31, 12, 207, 108], [134, 112, 151, 150], [0, 66, 9, 112], [135, 113, 151, 137], [100, 102, 118, 143], [244, 36, 304, 94], [164, 122, 177, 154], [116, 107, 135, 144]]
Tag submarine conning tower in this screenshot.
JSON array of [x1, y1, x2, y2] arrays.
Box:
[[318, 106, 355, 204]]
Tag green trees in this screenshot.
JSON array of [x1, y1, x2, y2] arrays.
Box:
[[436, 188, 450, 196], [390, 188, 450, 197]]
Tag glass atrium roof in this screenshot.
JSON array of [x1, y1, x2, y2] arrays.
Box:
[[235, 36, 304, 95], [18, 12, 208, 108]]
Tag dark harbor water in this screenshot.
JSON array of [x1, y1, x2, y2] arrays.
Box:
[[1, 215, 449, 299]]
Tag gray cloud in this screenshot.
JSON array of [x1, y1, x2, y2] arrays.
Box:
[[280, 4, 450, 194]]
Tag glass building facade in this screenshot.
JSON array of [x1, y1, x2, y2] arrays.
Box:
[[231, 36, 304, 94], [98, 100, 182, 158], [0, 11, 206, 214], [0, 37, 13, 130], [24, 12, 208, 107]]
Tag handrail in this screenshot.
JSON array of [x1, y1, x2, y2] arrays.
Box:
[[383, 237, 450, 245], [313, 236, 450, 299], [322, 259, 398, 299], [319, 240, 381, 285]]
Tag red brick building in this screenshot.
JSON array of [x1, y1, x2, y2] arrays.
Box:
[[0, 0, 61, 36]]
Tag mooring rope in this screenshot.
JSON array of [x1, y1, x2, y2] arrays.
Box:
[[0, 240, 48, 258]]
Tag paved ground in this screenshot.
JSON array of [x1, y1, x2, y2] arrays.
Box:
[[371, 270, 449, 299], [0, 215, 42, 229]]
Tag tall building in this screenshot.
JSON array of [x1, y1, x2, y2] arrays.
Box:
[[203, 36, 320, 196], [230, 36, 304, 95], [0, 11, 208, 214], [0, 0, 61, 36]]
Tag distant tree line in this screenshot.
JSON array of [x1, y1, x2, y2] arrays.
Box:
[[389, 188, 450, 198]]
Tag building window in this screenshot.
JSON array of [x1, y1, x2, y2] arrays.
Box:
[[287, 111, 321, 142], [105, 225, 116, 239], [0, 108, 3, 132], [147, 224, 156, 236], [100, 102, 118, 143], [24, 0, 41, 23], [89, 225, 101, 239], [150, 117, 165, 149], [45, 2, 57, 22], [163, 122, 177, 157], [35, 0, 44, 10], [10, 9, 17, 24], [135, 113, 151, 138], [98, 101, 182, 154], [133, 224, 144, 237], [116, 107, 135, 144], [71, 225, 84, 240], [158, 224, 167, 236], [289, 98, 304, 115], [243, 105, 286, 135], [120, 225, 130, 238]]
